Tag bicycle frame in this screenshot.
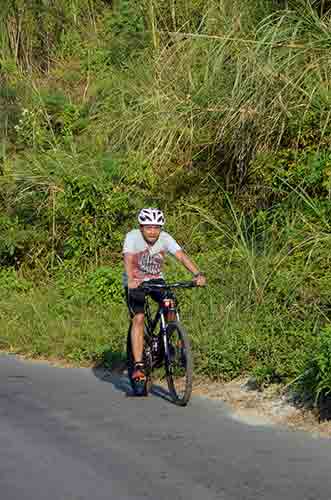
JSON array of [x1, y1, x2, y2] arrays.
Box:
[[144, 293, 179, 367], [142, 280, 196, 340], [145, 288, 179, 329]]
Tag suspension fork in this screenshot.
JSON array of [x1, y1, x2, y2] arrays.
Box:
[[160, 311, 170, 358]]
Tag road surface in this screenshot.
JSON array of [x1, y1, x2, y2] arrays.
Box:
[[0, 354, 330, 500]]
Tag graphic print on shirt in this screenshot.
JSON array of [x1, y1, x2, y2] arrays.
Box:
[[138, 249, 164, 276], [122, 229, 182, 286]]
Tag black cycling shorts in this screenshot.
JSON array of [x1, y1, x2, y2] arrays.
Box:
[[125, 279, 166, 317]]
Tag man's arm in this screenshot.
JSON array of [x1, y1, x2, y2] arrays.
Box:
[[123, 253, 139, 289], [174, 250, 206, 286]]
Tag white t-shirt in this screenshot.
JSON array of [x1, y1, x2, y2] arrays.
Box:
[[122, 229, 181, 286]]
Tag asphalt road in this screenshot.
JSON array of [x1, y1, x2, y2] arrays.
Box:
[[0, 354, 330, 500]]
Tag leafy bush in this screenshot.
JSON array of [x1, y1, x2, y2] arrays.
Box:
[[84, 266, 123, 304], [299, 326, 331, 403], [0, 215, 44, 267], [55, 264, 123, 305], [57, 175, 132, 261], [0, 268, 32, 295]]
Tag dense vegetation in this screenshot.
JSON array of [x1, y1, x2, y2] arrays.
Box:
[[1, 0, 331, 405]]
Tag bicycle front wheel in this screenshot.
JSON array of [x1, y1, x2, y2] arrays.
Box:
[[164, 322, 193, 406]]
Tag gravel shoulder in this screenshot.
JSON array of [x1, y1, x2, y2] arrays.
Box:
[[193, 377, 331, 439]]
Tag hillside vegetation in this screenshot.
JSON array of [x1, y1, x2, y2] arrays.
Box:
[[1, 0, 331, 405]]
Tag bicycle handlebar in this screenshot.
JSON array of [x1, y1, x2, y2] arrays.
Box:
[[140, 281, 197, 291]]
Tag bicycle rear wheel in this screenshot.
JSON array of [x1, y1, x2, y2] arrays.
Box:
[[164, 322, 193, 406]]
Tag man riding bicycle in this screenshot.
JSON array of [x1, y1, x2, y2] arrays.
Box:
[[123, 208, 206, 382]]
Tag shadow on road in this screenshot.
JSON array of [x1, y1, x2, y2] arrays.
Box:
[[91, 349, 174, 403]]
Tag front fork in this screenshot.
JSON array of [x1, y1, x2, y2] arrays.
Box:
[[160, 311, 180, 363], [160, 312, 168, 359]]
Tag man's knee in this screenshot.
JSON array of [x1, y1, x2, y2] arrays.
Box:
[[132, 313, 144, 326]]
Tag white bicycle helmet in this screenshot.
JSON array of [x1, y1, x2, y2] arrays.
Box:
[[138, 208, 165, 226]]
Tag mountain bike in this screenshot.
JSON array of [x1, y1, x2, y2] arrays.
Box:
[[126, 281, 196, 406]]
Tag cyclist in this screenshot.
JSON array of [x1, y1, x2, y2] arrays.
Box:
[[123, 208, 206, 382]]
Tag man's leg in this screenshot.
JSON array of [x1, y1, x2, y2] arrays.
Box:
[[131, 313, 144, 364], [125, 287, 146, 379]]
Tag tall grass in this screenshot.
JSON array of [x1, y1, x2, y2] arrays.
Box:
[[0, 188, 325, 387], [88, 1, 331, 187], [0, 0, 101, 70], [2, 0, 331, 406]]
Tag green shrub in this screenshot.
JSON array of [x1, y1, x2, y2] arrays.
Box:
[[299, 326, 331, 403], [54, 264, 123, 305], [0, 268, 32, 295], [85, 266, 123, 304], [57, 175, 131, 261], [0, 215, 45, 267]]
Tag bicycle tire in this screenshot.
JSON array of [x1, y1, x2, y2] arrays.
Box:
[[164, 321, 193, 406]]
